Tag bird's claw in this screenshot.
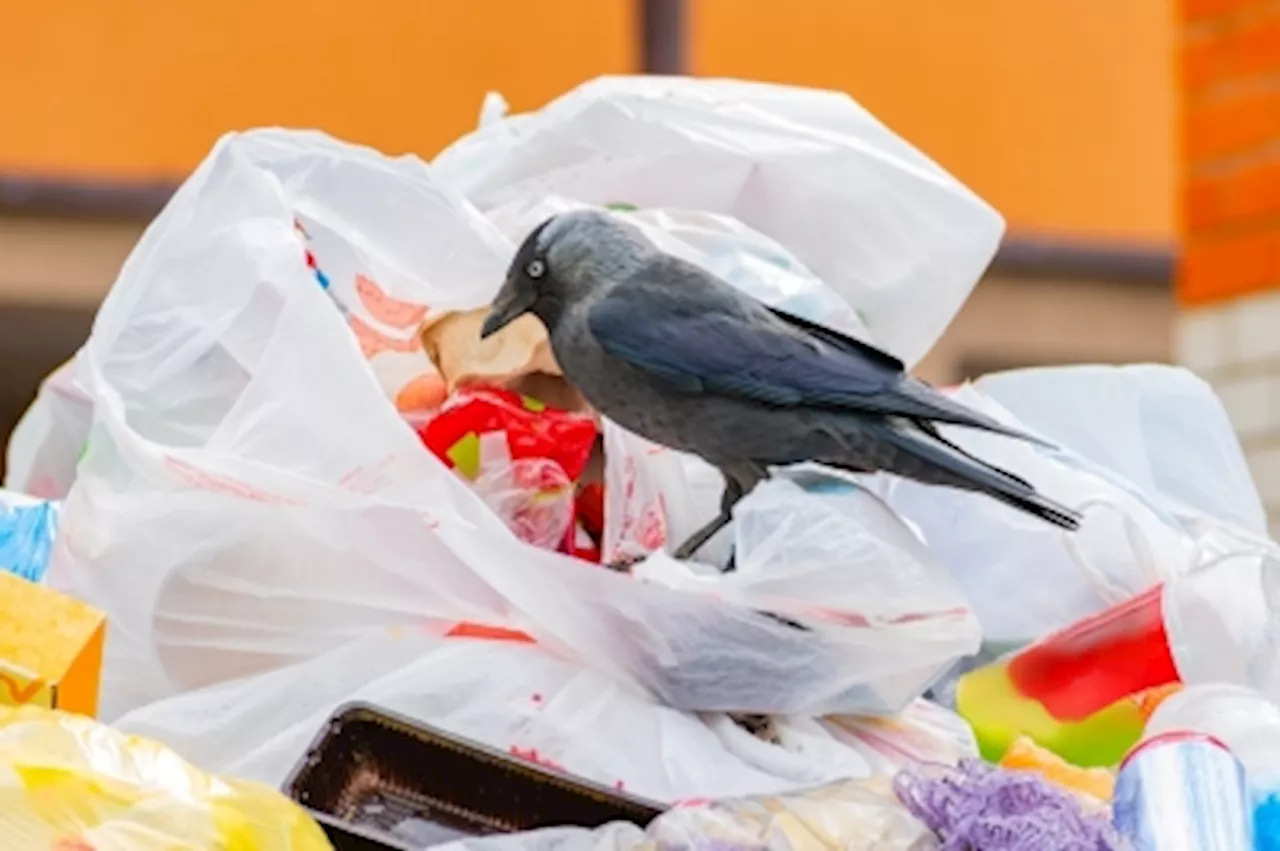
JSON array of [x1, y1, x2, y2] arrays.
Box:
[[672, 538, 700, 562]]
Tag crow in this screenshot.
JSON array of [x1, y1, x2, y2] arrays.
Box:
[[481, 210, 1080, 561]]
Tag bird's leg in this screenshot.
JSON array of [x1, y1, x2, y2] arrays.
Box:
[[672, 462, 765, 565], [672, 477, 743, 561], [672, 515, 730, 561]]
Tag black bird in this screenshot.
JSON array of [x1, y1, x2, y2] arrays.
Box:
[[482, 210, 1081, 561]]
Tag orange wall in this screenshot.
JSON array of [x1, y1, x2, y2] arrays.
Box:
[[691, 0, 1177, 244], [2, 1, 1174, 244], [0, 1, 636, 180]]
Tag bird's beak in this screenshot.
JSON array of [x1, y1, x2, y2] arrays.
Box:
[[480, 283, 536, 340]]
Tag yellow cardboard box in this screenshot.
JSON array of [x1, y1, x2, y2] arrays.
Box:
[[0, 571, 104, 716]]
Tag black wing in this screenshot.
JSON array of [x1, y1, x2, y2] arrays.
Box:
[[589, 289, 1051, 442]]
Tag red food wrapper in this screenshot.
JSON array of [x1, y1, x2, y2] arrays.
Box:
[[576, 482, 606, 545], [569, 522, 602, 563], [419, 386, 598, 482], [419, 386, 604, 561]]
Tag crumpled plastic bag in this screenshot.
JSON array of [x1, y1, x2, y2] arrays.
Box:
[[434, 75, 1005, 367], [975, 363, 1266, 538], [42, 126, 982, 720], [432, 778, 937, 851], [0, 704, 328, 850], [863, 384, 1201, 645], [3, 359, 91, 500], [114, 628, 976, 805], [643, 777, 938, 851], [824, 698, 979, 777], [0, 490, 59, 583], [471, 440, 578, 553], [638, 471, 981, 714], [418, 388, 598, 555]]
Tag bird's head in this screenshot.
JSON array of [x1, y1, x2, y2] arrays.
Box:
[[481, 209, 644, 339]]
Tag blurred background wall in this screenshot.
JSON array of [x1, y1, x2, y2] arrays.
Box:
[[686, 0, 1177, 383], [1176, 0, 1280, 529], [0, 0, 1177, 472]]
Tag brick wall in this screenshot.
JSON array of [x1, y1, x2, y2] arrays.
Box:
[[1178, 0, 1280, 534]]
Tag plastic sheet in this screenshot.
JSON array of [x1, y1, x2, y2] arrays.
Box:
[[0, 704, 328, 850], [864, 384, 1200, 645], [410, 778, 938, 851], [726, 473, 980, 713], [3, 359, 90, 500], [434, 76, 1005, 366], [42, 129, 980, 720], [977, 364, 1266, 537], [114, 629, 977, 805], [645, 777, 938, 851]]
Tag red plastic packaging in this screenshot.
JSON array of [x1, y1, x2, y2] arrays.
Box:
[[576, 483, 605, 544], [419, 386, 598, 482], [419, 386, 604, 561], [1006, 584, 1179, 722]]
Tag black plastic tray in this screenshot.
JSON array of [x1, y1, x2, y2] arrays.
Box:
[[285, 703, 665, 850], [311, 811, 415, 851]]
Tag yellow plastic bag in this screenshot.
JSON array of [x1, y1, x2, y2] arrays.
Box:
[[0, 705, 330, 850]]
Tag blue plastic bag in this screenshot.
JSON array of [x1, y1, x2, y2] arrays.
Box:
[[0, 492, 59, 583]]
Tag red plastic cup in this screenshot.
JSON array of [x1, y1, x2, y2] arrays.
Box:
[[1006, 584, 1180, 722]]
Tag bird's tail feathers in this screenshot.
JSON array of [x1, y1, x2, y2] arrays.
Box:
[[963, 417, 1058, 450], [914, 404, 1058, 450], [876, 426, 1082, 531]]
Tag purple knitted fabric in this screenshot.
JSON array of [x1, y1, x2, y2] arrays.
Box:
[[893, 759, 1125, 851]]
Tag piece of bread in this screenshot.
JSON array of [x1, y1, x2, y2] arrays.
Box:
[[420, 307, 593, 415], [420, 308, 561, 391]]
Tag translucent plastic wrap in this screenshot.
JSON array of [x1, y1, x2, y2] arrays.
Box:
[[434, 75, 1005, 366], [865, 384, 1200, 645], [0, 705, 328, 850], [43, 129, 979, 720], [115, 630, 976, 804], [432, 778, 938, 851]]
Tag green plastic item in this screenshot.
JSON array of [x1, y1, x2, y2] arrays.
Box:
[[955, 659, 1147, 768], [446, 432, 482, 480]]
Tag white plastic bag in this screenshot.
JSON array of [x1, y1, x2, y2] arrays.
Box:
[[115, 630, 902, 803], [46, 128, 981, 720], [825, 697, 978, 777], [3, 358, 92, 500], [433, 778, 938, 851], [639, 777, 938, 851], [864, 384, 1197, 645], [975, 364, 1268, 537], [600, 422, 725, 567], [433, 76, 1005, 366], [719, 473, 980, 713]]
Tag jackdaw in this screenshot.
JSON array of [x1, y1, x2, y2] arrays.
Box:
[[481, 210, 1081, 562]]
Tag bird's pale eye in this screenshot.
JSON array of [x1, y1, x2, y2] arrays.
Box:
[[526, 258, 547, 279]]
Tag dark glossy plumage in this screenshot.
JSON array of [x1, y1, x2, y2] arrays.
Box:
[[482, 209, 1082, 562], [589, 289, 1052, 441]]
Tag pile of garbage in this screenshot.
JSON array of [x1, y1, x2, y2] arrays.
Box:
[[1, 76, 1277, 850]]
